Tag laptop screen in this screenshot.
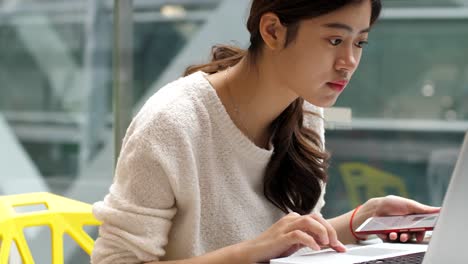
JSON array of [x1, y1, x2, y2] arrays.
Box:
[[423, 132, 468, 263]]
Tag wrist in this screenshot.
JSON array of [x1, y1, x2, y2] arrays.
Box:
[[187, 242, 253, 264], [351, 198, 382, 240], [361, 198, 381, 217], [230, 240, 255, 264], [350, 205, 366, 241]]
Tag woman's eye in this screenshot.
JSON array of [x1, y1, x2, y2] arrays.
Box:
[[355, 40, 369, 48], [329, 38, 343, 46]]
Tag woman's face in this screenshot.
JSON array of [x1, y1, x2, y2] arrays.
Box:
[[270, 1, 372, 107]]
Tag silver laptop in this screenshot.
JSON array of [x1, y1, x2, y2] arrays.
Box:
[[271, 132, 468, 264]]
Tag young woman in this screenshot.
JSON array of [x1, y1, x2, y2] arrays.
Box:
[[92, 0, 439, 263]]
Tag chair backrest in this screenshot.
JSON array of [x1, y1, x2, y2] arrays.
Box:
[[340, 162, 409, 207], [0, 192, 101, 264]]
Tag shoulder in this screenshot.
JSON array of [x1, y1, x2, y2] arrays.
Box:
[[126, 72, 211, 143]]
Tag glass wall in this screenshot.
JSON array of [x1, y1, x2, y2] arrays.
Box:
[[0, 0, 215, 263], [322, 5, 468, 216], [1, 0, 467, 262], [0, 0, 210, 188]]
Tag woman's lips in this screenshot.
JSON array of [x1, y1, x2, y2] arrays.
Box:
[[327, 82, 347, 92]]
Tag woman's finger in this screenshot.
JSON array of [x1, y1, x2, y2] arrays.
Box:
[[415, 231, 426, 243], [279, 244, 303, 258], [276, 212, 302, 230], [309, 214, 346, 252], [405, 199, 441, 214], [282, 230, 321, 251], [399, 233, 410, 242], [285, 216, 329, 245], [281, 212, 301, 223], [377, 234, 387, 241]]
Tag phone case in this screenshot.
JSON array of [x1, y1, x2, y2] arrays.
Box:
[[355, 213, 438, 235]]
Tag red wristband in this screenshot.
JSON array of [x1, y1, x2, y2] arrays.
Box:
[[350, 205, 365, 241]]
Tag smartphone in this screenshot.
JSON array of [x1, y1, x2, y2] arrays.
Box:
[[355, 213, 439, 235]]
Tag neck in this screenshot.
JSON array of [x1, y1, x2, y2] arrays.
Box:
[[209, 56, 298, 148]]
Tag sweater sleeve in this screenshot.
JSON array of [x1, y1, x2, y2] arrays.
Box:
[[91, 113, 182, 264]]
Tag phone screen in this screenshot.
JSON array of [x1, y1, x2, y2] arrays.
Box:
[[355, 213, 439, 234]]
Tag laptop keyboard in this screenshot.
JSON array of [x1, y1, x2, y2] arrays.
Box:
[[354, 252, 425, 264]]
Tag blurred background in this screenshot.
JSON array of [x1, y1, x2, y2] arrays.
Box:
[[1, 0, 467, 263]]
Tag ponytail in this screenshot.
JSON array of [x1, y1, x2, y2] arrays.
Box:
[[183, 45, 246, 76], [265, 98, 330, 215]]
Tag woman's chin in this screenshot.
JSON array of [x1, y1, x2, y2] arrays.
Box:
[[303, 97, 338, 108]]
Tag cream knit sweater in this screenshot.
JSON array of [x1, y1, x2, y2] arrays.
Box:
[[91, 71, 326, 263]]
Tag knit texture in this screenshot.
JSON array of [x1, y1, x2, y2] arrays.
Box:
[[91, 71, 326, 263]]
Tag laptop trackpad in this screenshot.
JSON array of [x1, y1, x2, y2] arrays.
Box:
[[346, 247, 406, 257]]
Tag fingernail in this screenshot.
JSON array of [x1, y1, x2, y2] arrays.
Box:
[[336, 242, 347, 252], [332, 241, 346, 250]]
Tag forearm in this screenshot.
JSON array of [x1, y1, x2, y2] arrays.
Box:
[[145, 242, 252, 264], [328, 198, 381, 244]]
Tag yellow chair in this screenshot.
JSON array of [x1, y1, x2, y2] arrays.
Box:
[[0, 192, 101, 264], [340, 162, 409, 207]]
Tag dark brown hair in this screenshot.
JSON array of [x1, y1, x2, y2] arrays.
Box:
[[185, 0, 382, 215]]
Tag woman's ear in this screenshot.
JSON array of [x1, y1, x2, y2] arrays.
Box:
[[259, 12, 287, 51]]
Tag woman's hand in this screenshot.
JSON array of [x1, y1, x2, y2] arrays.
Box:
[[365, 195, 440, 243], [240, 212, 347, 263]]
